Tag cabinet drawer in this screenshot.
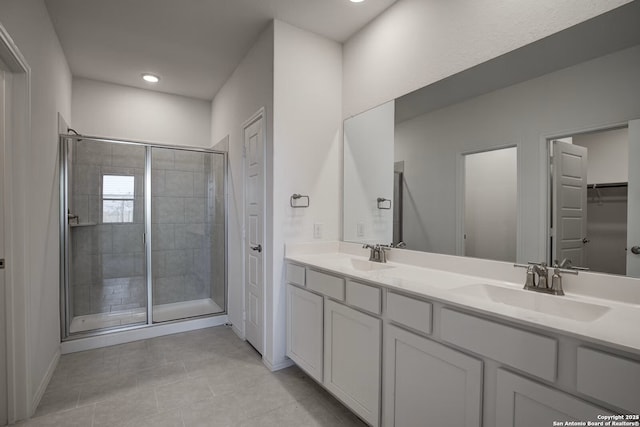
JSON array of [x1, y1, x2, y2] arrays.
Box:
[[286, 263, 305, 287], [577, 347, 640, 412], [387, 292, 432, 334], [441, 309, 557, 382], [307, 269, 345, 301], [346, 280, 381, 315]]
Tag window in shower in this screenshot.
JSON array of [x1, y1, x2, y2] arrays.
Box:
[[102, 175, 135, 223], [64, 140, 147, 334], [61, 136, 226, 338]]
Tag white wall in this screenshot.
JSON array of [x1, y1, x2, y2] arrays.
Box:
[[0, 0, 72, 419], [343, 0, 632, 118], [271, 21, 342, 368], [464, 147, 517, 262], [343, 101, 394, 244], [210, 23, 274, 341], [72, 78, 211, 146], [573, 127, 629, 185], [394, 46, 640, 263]]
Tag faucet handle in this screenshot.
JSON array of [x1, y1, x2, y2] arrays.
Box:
[[524, 265, 536, 289], [550, 265, 565, 296]]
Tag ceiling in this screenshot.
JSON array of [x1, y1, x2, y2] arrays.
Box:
[[45, 0, 397, 100]]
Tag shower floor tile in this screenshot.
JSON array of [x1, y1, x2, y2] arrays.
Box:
[[70, 309, 146, 333], [153, 298, 222, 322], [69, 298, 224, 333]]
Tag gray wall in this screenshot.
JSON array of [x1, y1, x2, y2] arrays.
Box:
[[394, 45, 640, 262]]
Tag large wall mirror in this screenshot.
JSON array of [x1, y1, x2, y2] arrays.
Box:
[[343, 2, 640, 277]]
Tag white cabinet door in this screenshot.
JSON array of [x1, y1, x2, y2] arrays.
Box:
[[496, 369, 613, 427], [286, 284, 323, 383], [384, 324, 483, 427], [325, 299, 381, 426]]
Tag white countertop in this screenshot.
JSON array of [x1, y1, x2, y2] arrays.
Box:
[[285, 242, 640, 356]]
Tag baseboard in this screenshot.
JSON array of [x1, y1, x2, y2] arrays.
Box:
[[31, 347, 60, 416], [61, 314, 228, 354], [231, 323, 244, 340], [263, 356, 294, 372]]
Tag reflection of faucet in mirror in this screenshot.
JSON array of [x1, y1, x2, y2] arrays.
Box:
[[342, 3, 640, 279], [391, 241, 406, 249]]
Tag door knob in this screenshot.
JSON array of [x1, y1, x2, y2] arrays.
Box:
[[582, 238, 590, 244], [631, 246, 640, 255], [250, 244, 262, 253]]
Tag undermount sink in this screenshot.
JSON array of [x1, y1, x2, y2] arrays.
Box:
[[453, 284, 610, 322], [349, 258, 396, 272]]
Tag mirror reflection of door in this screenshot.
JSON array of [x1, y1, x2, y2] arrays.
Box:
[[551, 139, 588, 269], [550, 125, 637, 276], [463, 147, 517, 262]]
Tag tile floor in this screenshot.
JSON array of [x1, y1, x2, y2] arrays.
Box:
[[20, 326, 366, 427]]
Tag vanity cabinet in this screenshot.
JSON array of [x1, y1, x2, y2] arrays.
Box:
[[384, 324, 482, 427], [284, 260, 640, 427], [324, 299, 381, 427], [496, 369, 612, 427], [285, 284, 323, 382]]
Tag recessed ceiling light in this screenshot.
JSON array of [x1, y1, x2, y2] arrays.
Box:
[[142, 73, 160, 83], [350, 0, 365, 2]]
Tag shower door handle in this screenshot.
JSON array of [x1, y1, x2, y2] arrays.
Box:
[[250, 244, 262, 253]]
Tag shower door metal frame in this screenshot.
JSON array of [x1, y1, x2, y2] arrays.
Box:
[[59, 134, 228, 340]]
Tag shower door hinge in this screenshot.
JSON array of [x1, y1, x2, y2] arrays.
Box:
[[0, 258, 4, 269]]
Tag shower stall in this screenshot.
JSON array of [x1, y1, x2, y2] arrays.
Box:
[[59, 135, 226, 338]]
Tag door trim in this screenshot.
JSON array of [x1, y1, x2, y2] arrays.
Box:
[[242, 107, 266, 353], [0, 22, 32, 422]]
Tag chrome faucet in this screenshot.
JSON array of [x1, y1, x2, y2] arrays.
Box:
[[363, 244, 390, 263], [532, 263, 549, 290], [515, 261, 578, 296]]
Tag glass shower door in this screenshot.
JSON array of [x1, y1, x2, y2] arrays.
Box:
[[65, 138, 147, 334], [151, 147, 225, 322]]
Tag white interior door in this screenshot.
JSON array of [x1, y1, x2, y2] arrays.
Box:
[[243, 112, 264, 354], [552, 140, 588, 267], [0, 70, 8, 427], [627, 120, 640, 277]]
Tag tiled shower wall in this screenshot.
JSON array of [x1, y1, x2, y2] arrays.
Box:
[[70, 141, 146, 317], [69, 141, 225, 319], [151, 148, 225, 309]]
